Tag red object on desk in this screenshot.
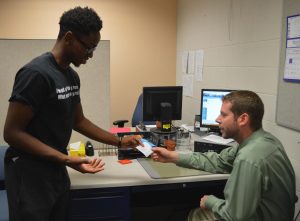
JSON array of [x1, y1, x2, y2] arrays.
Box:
[[110, 127, 136, 134], [118, 159, 132, 164]]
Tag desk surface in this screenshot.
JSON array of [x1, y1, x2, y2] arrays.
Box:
[[68, 155, 229, 190], [68, 132, 231, 221]]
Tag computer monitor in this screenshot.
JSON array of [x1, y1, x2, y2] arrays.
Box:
[[200, 89, 233, 133], [143, 86, 183, 132]]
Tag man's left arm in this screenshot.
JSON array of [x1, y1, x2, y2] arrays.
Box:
[[204, 160, 262, 220], [73, 103, 141, 147]]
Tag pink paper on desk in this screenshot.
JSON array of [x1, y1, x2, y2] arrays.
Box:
[[110, 127, 136, 134]]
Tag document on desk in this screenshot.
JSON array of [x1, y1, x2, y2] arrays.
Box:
[[180, 124, 194, 132], [202, 134, 234, 145]]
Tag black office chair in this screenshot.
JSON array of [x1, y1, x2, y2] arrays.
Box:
[[112, 119, 129, 128], [295, 210, 300, 221], [113, 94, 155, 128], [294, 195, 300, 221], [0, 146, 9, 221]]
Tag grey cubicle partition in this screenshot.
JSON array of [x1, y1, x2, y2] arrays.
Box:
[[0, 39, 110, 144], [276, 1, 300, 132]]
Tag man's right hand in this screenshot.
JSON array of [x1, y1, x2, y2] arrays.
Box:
[[65, 156, 105, 174], [151, 147, 179, 163]]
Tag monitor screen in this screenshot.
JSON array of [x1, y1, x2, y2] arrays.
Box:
[[200, 89, 233, 131], [143, 86, 183, 121]]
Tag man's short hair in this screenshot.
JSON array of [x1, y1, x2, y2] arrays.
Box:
[[223, 90, 264, 130], [58, 6, 103, 39]]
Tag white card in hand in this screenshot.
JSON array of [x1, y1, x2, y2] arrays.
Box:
[[136, 142, 153, 157]]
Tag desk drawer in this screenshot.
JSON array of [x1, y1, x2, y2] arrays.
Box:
[[69, 187, 130, 221], [131, 180, 226, 193], [131, 180, 226, 207]]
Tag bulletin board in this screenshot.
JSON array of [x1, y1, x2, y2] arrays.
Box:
[[276, 0, 300, 132], [0, 39, 110, 144]]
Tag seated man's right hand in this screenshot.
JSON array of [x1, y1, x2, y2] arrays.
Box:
[[151, 147, 179, 163]]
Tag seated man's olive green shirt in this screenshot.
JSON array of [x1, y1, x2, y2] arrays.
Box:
[[177, 129, 296, 221]]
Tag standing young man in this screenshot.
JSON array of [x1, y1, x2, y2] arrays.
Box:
[[152, 90, 297, 221], [3, 6, 141, 221]]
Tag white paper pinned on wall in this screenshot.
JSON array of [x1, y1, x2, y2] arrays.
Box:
[[181, 51, 188, 73], [195, 49, 204, 81], [284, 14, 300, 82], [182, 74, 194, 97], [187, 50, 195, 74]]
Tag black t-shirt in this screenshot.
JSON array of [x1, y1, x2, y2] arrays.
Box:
[[8, 52, 81, 156]]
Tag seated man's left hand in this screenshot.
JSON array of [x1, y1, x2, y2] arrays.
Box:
[[200, 195, 209, 209]]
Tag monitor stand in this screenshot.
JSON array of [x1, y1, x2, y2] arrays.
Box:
[[150, 127, 177, 134], [150, 127, 177, 147]]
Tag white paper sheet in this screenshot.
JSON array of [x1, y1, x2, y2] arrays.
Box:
[[195, 50, 204, 81], [188, 51, 195, 74], [284, 15, 300, 81], [181, 51, 188, 73], [284, 48, 300, 80], [182, 74, 194, 97], [202, 134, 234, 145]]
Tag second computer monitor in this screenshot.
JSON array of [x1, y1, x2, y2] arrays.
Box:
[[200, 89, 233, 132], [143, 86, 183, 132]]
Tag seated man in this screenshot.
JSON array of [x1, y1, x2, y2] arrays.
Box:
[[152, 90, 297, 221]]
